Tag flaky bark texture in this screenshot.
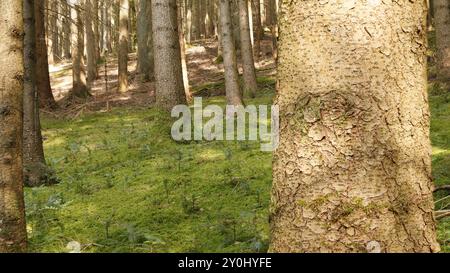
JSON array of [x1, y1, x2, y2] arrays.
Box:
[[118, 0, 129, 93], [219, 0, 243, 106], [0, 0, 27, 252], [270, 0, 440, 253], [152, 0, 187, 110], [238, 0, 258, 98], [434, 0, 450, 81]]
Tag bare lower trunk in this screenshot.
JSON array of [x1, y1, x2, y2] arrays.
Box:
[[35, 0, 58, 109], [86, 0, 98, 88], [270, 0, 440, 253], [24, 0, 50, 188], [0, 0, 27, 252], [70, 1, 89, 98], [238, 0, 257, 98], [152, 0, 187, 110], [434, 0, 450, 82], [118, 0, 129, 93], [219, 0, 243, 106]]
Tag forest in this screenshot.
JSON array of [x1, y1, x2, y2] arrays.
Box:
[[0, 0, 449, 254]]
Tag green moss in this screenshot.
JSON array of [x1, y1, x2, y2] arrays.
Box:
[[27, 52, 450, 252]]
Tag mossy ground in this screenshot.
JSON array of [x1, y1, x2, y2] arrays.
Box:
[[25, 77, 450, 252]]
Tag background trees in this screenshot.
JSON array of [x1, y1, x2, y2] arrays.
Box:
[[0, 0, 448, 253]]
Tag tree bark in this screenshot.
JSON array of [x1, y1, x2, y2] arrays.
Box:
[[23, 0, 49, 188], [86, 0, 98, 88], [252, 0, 262, 60], [70, 1, 89, 98], [35, 0, 58, 109], [270, 0, 440, 253], [0, 0, 27, 252], [118, 0, 129, 93], [152, 0, 187, 110], [238, 0, 257, 98], [219, 0, 243, 106], [434, 0, 450, 82]]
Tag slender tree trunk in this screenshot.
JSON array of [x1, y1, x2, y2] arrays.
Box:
[[86, 0, 98, 88], [238, 0, 257, 98], [252, 0, 262, 60], [152, 0, 187, 110], [71, 1, 89, 98], [62, 0, 71, 59], [136, 0, 152, 81], [434, 0, 450, 82], [219, 0, 243, 106], [118, 0, 129, 93], [178, 0, 191, 101], [0, 0, 27, 253], [270, 0, 440, 253], [50, 0, 59, 63], [23, 0, 48, 188], [35, 0, 58, 109]]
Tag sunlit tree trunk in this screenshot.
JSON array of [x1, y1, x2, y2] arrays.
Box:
[[271, 0, 440, 253], [238, 0, 257, 98], [118, 0, 129, 93], [35, 0, 58, 108], [86, 0, 98, 88], [219, 0, 243, 106], [70, 1, 89, 98], [152, 0, 187, 110]]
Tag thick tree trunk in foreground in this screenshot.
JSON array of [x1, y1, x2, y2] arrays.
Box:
[[270, 0, 440, 253], [0, 0, 27, 252], [152, 0, 187, 110], [219, 0, 243, 106], [23, 0, 48, 188], [35, 0, 58, 109], [118, 0, 129, 93], [434, 0, 450, 82], [238, 0, 257, 98], [70, 1, 90, 98]]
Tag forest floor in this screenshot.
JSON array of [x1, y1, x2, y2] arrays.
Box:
[[26, 38, 449, 253]]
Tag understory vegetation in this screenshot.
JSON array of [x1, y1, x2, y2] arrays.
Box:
[[25, 76, 449, 253]]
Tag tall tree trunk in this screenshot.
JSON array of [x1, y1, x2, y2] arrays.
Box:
[[270, 0, 440, 253], [86, 0, 98, 88], [62, 0, 71, 59], [136, 0, 152, 81], [70, 1, 89, 98], [252, 0, 262, 60], [118, 0, 129, 93], [238, 0, 257, 98], [219, 0, 243, 106], [178, 0, 191, 101], [23, 0, 48, 188], [0, 0, 27, 253], [152, 0, 187, 110], [35, 0, 58, 109], [434, 0, 450, 82], [50, 0, 59, 63]]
